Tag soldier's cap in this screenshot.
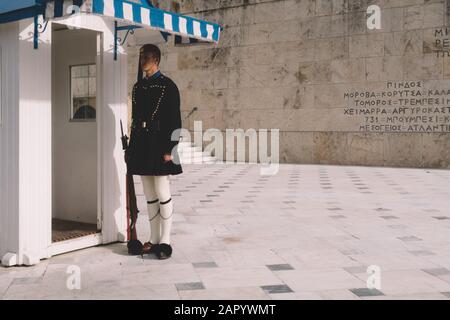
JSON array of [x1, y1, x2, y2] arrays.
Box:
[[139, 44, 160, 56]]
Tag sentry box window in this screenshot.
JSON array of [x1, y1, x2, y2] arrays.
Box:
[[70, 64, 96, 121]]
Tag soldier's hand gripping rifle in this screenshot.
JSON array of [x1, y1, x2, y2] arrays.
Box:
[[120, 120, 143, 255]]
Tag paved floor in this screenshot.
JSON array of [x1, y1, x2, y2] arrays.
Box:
[[1, 163, 450, 300]]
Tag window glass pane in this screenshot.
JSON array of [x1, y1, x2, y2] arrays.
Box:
[[70, 64, 96, 120]]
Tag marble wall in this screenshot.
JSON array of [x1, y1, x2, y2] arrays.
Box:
[[127, 0, 450, 168]]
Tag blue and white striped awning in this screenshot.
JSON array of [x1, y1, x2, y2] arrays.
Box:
[[44, 0, 221, 43], [0, 0, 44, 24]]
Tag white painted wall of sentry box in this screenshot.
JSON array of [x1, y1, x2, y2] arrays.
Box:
[[0, 0, 221, 267], [0, 14, 129, 267]]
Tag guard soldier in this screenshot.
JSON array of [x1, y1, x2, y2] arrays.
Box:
[[126, 44, 183, 259]]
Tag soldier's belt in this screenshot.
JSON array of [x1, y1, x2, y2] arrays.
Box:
[[132, 119, 160, 132]]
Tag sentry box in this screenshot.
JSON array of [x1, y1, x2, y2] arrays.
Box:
[[0, 0, 221, 266]]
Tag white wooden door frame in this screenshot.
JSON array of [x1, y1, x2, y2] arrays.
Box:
[[96, 31, 104, 232], [49, 26, 105, 256]]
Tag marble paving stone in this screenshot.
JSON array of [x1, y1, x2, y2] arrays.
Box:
[[344, 250, 439, 271], [408, 250, 435, 256], [388, 224, 407, 229], [380, 215, 399, 220], [2, 283, 85, 300], [266, 264, 294, 271], [10, 277, 42, 285], [374, 207, 391, 212], [352, 269, 450, 296], [421, 268, 450, 277], [268, 291, 323, 300], [197, 267, 281, 289], [349, 288, 384, 297], [176, 282, 205, 291], [276, 269, 366, 292], [1, 163, 449, 299], [319, 289, 361, 300], [192, 262, 219, 269], [87, 282, 180, 300], [260, 284, 293, 294], [179, 286, 270, 300], [398, 236, 423, 242], [0, 277, 13, 299], [330, 215, 347, 219], [362, 292, 450, 300], [343, 266, 369, 274], [339, 249, 364, 256], [423, 209, 440, 213]]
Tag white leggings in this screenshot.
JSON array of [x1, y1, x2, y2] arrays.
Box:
[[141, 175, 174, 245]]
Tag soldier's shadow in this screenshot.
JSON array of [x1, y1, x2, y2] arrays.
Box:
[[107, 242, 160, 260]]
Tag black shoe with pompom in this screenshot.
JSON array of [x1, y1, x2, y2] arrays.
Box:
[[156, 243, 172, 260], [127, 239, 143, 255]]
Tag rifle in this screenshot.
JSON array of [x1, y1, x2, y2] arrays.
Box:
[[120, 120, 143, 255]]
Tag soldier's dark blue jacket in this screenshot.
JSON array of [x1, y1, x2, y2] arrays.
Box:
[[126, 70, 183, 176]]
